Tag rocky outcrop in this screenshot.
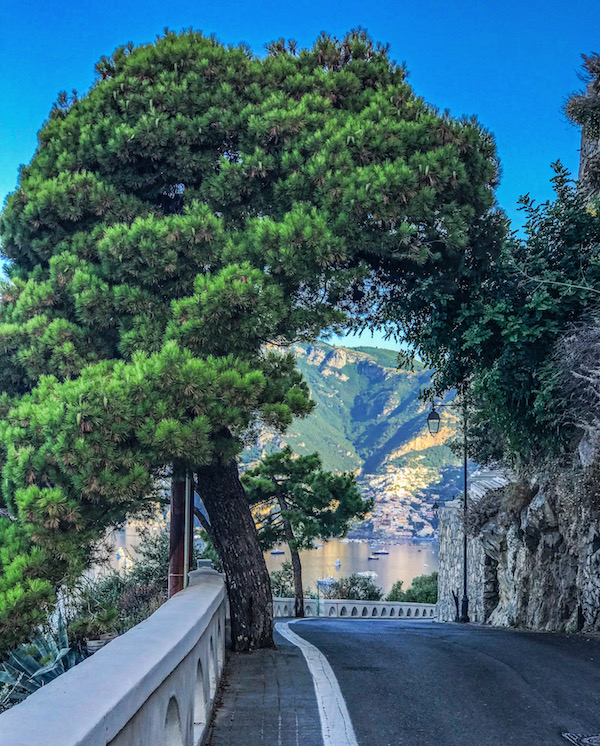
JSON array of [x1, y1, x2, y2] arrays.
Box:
[[439, 461, 600, 632]]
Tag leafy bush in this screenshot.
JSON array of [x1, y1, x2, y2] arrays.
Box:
[[386, 580, 405, 602], [386, 572, 438, 604], [68, 604, 118, 646], [66, 526, 216, 643], [270, 560, 294, 598], [0, 613, 85, 711], [323, 574, 383, 601]]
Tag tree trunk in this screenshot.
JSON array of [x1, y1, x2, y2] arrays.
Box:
[[195, 459, 274, 651], [168, 478, 185, 598], [288, 541, 304, 618], [276, 494, 304, 618]]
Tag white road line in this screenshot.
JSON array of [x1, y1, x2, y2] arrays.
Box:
[[277, 622, 359, 746]]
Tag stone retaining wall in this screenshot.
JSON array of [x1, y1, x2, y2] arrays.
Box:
[[437, 499, 489, 623]]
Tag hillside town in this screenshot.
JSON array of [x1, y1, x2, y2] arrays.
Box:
[[352, 464, 463, 540]]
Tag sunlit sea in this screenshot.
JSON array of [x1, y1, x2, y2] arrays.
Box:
[[108, 525, 438, 596], [264, 538, 438, 595]]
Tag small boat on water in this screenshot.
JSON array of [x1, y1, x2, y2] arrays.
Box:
[[372, 550, 389, 555], [334, 559, 341, 569], [270, 550, 285, 555], [317, 575, 336, 587], [367, 556, 380, 561]]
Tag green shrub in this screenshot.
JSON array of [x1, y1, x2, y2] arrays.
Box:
[[386, 572, 438, 604], [324, 574, 383, 601], [68, 605, 118, 645], [270, 560, 294, 598], [66, 526, 217, 642], [386, 580, 404, 602]]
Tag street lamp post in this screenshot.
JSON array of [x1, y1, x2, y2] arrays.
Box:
[[428, 395, 470, 623]]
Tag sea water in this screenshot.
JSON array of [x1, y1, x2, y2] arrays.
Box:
[[264, 538, 438, 595]]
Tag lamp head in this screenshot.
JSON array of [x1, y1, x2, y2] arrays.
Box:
[[427, 407, 441, 435]]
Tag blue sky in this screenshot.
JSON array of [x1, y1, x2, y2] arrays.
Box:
[[1, 0, 597, 350]]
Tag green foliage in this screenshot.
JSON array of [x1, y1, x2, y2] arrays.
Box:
[[385, 580, 404, 601], [66, 526, 215, 642], [68, 604, 118, 644], [244, 446, 371, 551], [323, 573, 383, 601], [386, 572, 438, 603], [0, 28, 501, 648], [399, 157, 600, 467], [269, 560, 295, 598], [0, 612, 85, 710]]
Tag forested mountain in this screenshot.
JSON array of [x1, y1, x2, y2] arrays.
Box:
[[243, 342, 463, 539]]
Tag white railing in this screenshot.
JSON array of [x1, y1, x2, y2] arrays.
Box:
[[0, 567, 226, 746], [273, 598, 437, 619]]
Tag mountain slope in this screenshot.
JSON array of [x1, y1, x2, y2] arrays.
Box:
[[243, 342, 463, 539]]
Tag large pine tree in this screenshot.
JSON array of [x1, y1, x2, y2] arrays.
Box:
[[0, 29, 502, 652]]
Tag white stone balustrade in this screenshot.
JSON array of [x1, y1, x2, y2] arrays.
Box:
[[0, 568, 226, 746], [273, 598, 437, 619]]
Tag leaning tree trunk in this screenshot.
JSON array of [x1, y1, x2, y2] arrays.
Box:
[[195, 459, 274, 651], [276, 495, 304, 618]]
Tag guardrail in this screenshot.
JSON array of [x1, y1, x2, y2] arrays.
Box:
[[273, 598, 437, 619], [0, 567, 226, 746]]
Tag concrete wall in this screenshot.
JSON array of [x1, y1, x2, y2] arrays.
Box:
[[273, 598, 436, 619], [0, 568, 226, 746]]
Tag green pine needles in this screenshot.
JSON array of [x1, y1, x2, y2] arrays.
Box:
[[0, 28, 502, 650]]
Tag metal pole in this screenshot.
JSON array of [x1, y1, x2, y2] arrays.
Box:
[[168, 478, 186, 598], [460, 395, 470, 623], [183, 471, 191, 589]]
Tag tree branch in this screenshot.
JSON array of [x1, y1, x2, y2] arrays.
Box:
[[193, 504, 214, 542]]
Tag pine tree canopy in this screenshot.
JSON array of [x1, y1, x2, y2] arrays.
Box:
[[0, 28, 502, 649], [243, 446, 371, 550]]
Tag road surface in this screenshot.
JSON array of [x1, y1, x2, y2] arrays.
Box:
[[208, 619, 600, 745]]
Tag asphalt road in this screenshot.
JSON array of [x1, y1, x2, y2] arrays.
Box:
[[291, 619, 600, 746]]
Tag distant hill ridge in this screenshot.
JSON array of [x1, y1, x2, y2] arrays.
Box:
[[244, 341, 464, 539], [244, 341, 459, 477]]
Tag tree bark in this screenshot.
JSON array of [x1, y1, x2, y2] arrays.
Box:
[[195, 459, 274, 651], [276, 494, 304, 618], [168, 478, 185, 598]]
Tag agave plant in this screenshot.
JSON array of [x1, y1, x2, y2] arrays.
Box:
[[0, 612, 86, 708]]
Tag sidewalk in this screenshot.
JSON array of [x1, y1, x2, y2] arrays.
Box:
[[207, 624, 322, 745]]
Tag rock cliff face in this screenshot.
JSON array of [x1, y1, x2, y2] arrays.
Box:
[[439, 451, 600, 632]]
